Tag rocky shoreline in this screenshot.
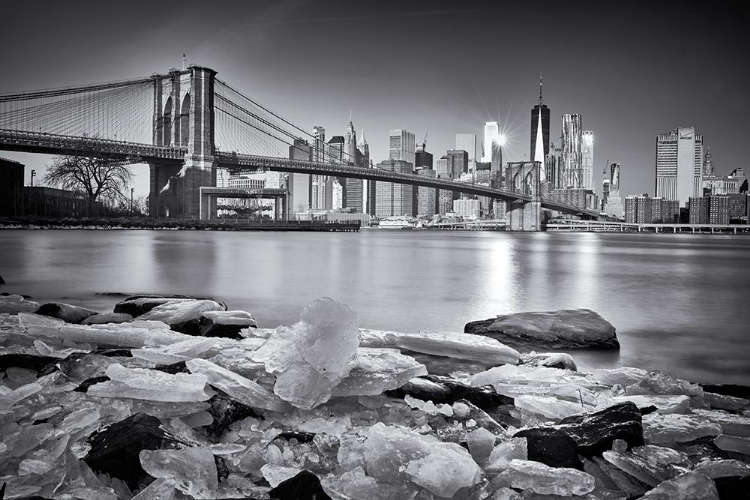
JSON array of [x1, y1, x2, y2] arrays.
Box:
[[0, 292, 748, 500]]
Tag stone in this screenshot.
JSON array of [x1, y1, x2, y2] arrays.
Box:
[[640, 470, 720, 499], [555, 401, 645, 457], [0, 353, 60, 375], [695, 459, 750, 478], [495, 459, 596, 496], [252, 297, 359, 410], [331, 348, 427, 397], [520, 351, 578, 371], [198, 310, 257, 339], [703, 392, 749, 412], [701, 384, 750, 400], [137, 299, 226, 335], [139, 446, 218, 499], [388, 375, 513, 411], [113, 295, 215, 317], [714, 435, 750, 456], [186, 358, 291, 413], [608, 395, 690, 414], [465, 309, 619, 350], [0, 293, 40, 313], [643, 413, 723, 444], [625, 371, 703, 397], [513, 427, 583, 469], [269, 470, 332, 500], [204, 390, 260, 439], [394, 331, 520, 365], [713, 476, 750, 500], [466, 427, 496, 464], [0, 275, 4, 284], [87, 363, 212, 402], [693, 408, 750, 437], [81, 313, 133, 325], [35, 302, 99, 324], [84, 413, 183, 489]]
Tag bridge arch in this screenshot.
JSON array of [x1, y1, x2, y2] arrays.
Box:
[[162, 96, 173, 146], [180, 93, 190, 147]]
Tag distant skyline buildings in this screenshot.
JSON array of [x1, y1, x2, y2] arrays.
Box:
[[455, 134, 477, 174], [389, 129, 416, 168], [561, 114, 583, 188], [581, 131, 594, 191], [655, 127, 704, 207]]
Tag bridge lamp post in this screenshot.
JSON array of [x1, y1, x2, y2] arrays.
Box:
[[130, 188, 134, 217]]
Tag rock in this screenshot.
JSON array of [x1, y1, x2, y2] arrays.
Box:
[[693, 409, 750, 437], [252, 297, 360, 410], [330, 348, 427, 397], [387, 375, 513, 411], [113, 295, 218, 317], [521, 351, 578, 371], [466, 427, 496, 464], [204, 390, 261, 439], [640, 470, 720, 499], [83, 413, 183, 489], [703, 392, 749, 412], [643, 413, 723, 444], [269, 470, 331, 500], [554, 402, 645, 457], [0, 353, 60, 375], [608, 394, 691, 414], [625, 371, 703, 397], [199, 310, 257, 339], [34, 302, 99, 324], [137, 299, 226, 335], [0, 293, 40, 313], [394, 331, 520, 365], [713, 476, 750, 500], [513, 427, 583, 469], [714, 435, 750, 456], [495, 459, 596, 496], [695, 459, 750, 478], [81, 312, 133, 325], [701, 384, 750, 400], [465, 309, 619, 350], [139, 446, 218, 499]]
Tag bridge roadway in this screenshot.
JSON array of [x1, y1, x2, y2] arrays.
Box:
[[0, 129, 600, 216]]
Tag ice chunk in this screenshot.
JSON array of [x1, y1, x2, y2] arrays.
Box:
[[252, 298, 359, 409], [703, 392, 748, 412], [591, 366, 649, 387], [486, 438, 528, 473], [185, 358, 291, 413], [466, 427, 495, 464], [693, 408, 750, 437], [139, 446, 218, 499], [640, 470, 719, 499], [514, 395, 587, 421], [695, 459, 750, 478], [394, 331, 520, 365], [404, 443, 483, 498], [0, 293, 40, 313], [87, 363, 211, 402], [643, 413, 722, 444], [137, 299, 225, 333], [521, 351, 577, 371], [261, 464, 303, 487], [713, 435, 750, 456], [631, 445, 689, 466], [602, 450, 669, 487], [331, 348, 427, 397], [131, 477, 176, 500], [625, 371, 703, 397], [496, 459, 595, 496], [608, 394, 690, 414]]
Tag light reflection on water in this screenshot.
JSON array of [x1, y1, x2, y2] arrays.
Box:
[[1, 230, 749, 385]]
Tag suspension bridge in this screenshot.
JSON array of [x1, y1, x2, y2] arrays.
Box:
[[0, 65, 600, 230]]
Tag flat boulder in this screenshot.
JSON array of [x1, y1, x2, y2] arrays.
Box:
[[35, 302, 99, 324], [0, 293, 40, 314], [137, 299, 226, 335], [81, 312, 133, 325], [113, 294, 221, 318], [465, 309, 619, 350], [556, 401, 645, 457]]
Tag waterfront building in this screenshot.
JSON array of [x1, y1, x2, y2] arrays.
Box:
[[389, 129, 416, 167], [530, 74, 550, 180], [727, 193, 749, 222], [483, 122, 503, 187], [374, 159, 414, 217], [581, 131, 594, 191], [549, 187, 598, 211], [456, 134, 477, 174], [288, 139, 312, 215], [416, 168, 437, 216], [625, 194, 679, 223], [438, 189, 455, 216], [0, 157, 24, 217], [561, 114, 583, 188], [655, 127, 704, 207], [688, 197, 710, 224], [453, 198, 480, 220]]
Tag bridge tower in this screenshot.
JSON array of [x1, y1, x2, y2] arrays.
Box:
[[150, 66, 217, 219], [505, 161, 543, 231]]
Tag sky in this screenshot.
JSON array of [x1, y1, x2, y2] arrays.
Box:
[[1, 0, 748, 199]]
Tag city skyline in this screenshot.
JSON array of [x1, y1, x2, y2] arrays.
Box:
[[0, 1, 748, 200]]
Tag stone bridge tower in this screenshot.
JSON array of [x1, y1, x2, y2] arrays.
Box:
[[505, 161, 542, 231]]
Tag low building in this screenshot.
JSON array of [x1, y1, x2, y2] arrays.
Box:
[[453, 198, 480, 220], [0, 157, 24, 217]]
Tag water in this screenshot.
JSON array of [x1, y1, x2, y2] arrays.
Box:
[[1, 229, 749, 385]]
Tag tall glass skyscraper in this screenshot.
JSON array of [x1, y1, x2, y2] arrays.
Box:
[[530, 75, 550, 178], [581, 131, 594, 191], [389, 129, 416, 167], [561, 114, 582, 188], [655, 127, 704, 207], [483, 122, 502, 187]]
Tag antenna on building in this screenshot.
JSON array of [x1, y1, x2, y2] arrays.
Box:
[[423, 132, 428, 149], [539, 73, 543, 106], [182, 54, 187, 70]]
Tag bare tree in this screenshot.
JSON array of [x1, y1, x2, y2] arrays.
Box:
[[43, 154, 133, 216]]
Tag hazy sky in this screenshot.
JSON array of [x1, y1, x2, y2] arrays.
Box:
[[1, 0, 748, 198]]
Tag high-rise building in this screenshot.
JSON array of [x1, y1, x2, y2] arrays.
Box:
[[288, 139, 312, 215], [375, 159, 414, 217], [530, 74, 550, 180], [456, 134, 477, 174], [655, 127, 704, 207], [389, 129, 416, 167], [343, 120, 363, 213], [625, 194, 679, 223], [546, 139, 564, 190], [453, 198, 480, 219], [483, 122, 503, 187], [311, 126, 327, 210], [601, 162, 623, 219], [561, 114, 582, 188], [446, 149, 469, 179], [416, 168, 437, 217], [415, 141, 433, 169], [581, 131, 594, 191]]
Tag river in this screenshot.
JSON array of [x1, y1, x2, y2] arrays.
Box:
[[1, 229, 748, 385]]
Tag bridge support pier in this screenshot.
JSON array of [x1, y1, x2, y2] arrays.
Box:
[[149, 163, 182, 218], [505, 161, 543, 231], [506, 200, 542, 231]]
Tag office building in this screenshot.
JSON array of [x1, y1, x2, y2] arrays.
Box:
[[581, 131, 594, 191], [416, 168, 437, 216], [456, 134, 477, 174], [415, 141, 433, 169], [561, 114, 583, 188], [483, 122, 503, 187], [454, 198, 480, 220], [655, 127, 704, 207], [343, 120, 363, 213], [288, 139, 312, 215], [546, 139, 564, 190], [0, 157, 24, 216], [311, 126, 327, 210], [446, 149, 469, 179], [389, 129, 416, 167], [530, 74, 550, 180], [374, 159, 414, 217], [602, 162, 623, 219]]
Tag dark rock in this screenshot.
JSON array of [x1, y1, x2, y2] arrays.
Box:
[[0, 353, 59, 374], [199, 310, 257, 339], [81, 312, 133, 325], [555, 402, 644, 457], [640, 405, 659, 416], [274, 432, 316, 444], [714, 476, 750, 500], [701, 384, 750, 400], [386, 375, 513, 411], [84, 413, 183, 490], [513, 427, 583, 469], [205, 391, 261, 440], [465, 309, 619, 350], [134, 299, 226, 335], [92, 348, 132, 357], [35, 302, 98, 324], [153, 361, 189, 374], [269, 470, 331, 500], [0, 275, 4, 284], [74, 375, 110, 392], [114, 295, 221, 318], [215, 455, 230, 483]]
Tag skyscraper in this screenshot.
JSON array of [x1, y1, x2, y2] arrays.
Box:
[[415, 141, 434, 169], [375, 159, 414, 217], [581, 131, 594, 191], [530, 74, 550, 180], [483, 122, 503, 187], [602, 162, 623, 219], [288, 139, 312, 215], [655, 127, 704, 207], [446, 149, 469, 179], [455, 134, 477, 174], [343, 120, 363, 212], [311, 126, 327, 209], [358, 130, 375, 215], [561, 114, 583, 188], [389, 129, 416, 167]]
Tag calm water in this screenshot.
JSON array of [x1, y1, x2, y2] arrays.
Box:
[[1, 229, 749, 385]]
